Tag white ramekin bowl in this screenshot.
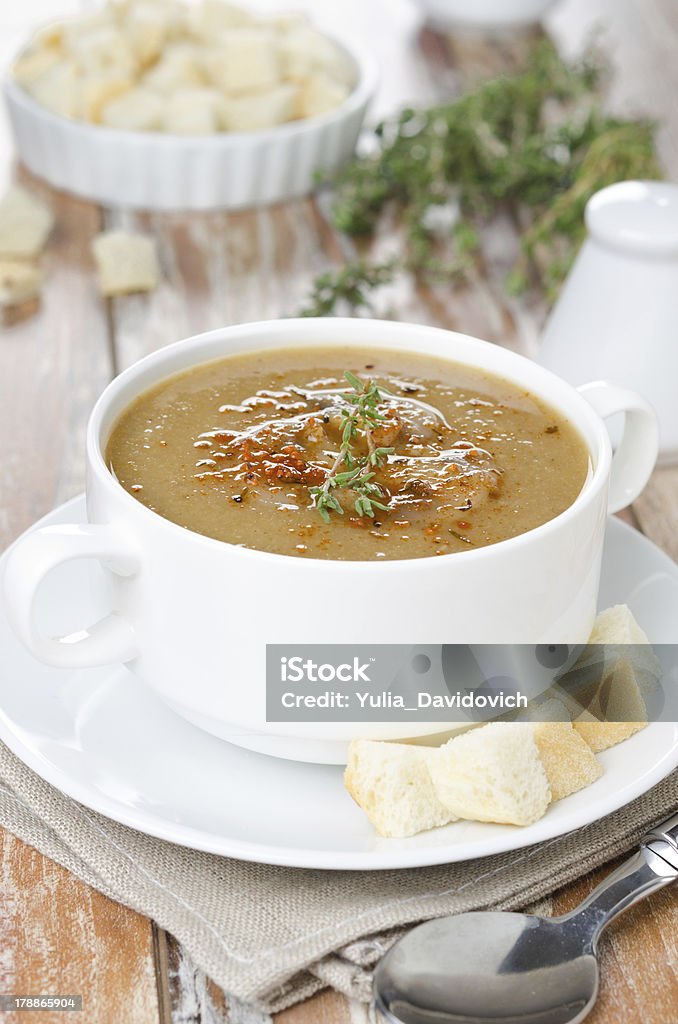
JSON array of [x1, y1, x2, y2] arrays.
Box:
[[2, 319, 658, 763], [413, 0, 559, 30], [3, 40, 376, 211]]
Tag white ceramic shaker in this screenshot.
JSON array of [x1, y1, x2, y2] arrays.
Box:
[[538, 180, 678, 464]]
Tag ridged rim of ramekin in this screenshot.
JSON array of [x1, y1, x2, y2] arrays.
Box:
[[4, 33, 377, 149], [3, 33, 378, 209]]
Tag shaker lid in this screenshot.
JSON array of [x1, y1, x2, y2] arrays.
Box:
[[586, 181, 678, 257]]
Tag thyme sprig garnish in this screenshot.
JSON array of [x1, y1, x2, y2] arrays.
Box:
[[299, 40, 661, 314], [309, 371, 394, 522]]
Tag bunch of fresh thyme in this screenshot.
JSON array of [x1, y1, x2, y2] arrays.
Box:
[[299, 39, 661, 316], [309, 371, 394, 522], [299, 261, 396, 318]]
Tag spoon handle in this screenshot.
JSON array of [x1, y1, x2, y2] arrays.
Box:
[[562, 810, 678, 946]]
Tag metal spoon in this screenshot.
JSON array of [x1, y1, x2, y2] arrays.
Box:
[[374, 811, 678, 1024]]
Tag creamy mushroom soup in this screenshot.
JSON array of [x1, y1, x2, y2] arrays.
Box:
[[105, 347, 590, 560]]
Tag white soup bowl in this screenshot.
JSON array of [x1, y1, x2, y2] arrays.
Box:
[[2, 318, 658, 763]]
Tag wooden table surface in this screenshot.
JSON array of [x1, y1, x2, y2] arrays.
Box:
[[1, 0, 678, 1021]]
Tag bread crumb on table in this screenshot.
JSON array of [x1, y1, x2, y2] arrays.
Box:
[[0, 185, 54, 259], [0, 259, 42, 308], [91, 230, 160, 297]]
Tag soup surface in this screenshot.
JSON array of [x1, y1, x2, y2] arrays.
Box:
[[106, 347, 590, 560]]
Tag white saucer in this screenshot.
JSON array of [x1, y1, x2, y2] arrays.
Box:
[[1, 495, 677, 871]]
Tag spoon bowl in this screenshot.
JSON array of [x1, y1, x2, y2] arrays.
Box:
[[374, 814, 678, 1024], [375, 913, 599, 1024]]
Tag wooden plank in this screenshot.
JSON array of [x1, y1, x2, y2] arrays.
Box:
[[104, 203, 527, 376], [0, 830, 159, 1024], [0, 168, 111, 542], [551, 858, 678, 1023], [274, 989, 357, 1024], [548, 0, 678, 175], [162, 934, 231, 1024], [633, 467, 678, 562], [0, 170, 160, 1021], [443, 25, 542, 87], [105, 201, 326, 373]]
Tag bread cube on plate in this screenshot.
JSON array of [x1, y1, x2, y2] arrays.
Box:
[[345, 739, 456, 838], [585, 657, 648, 723], [0, 261, 42, 308], [532, 721, 602, 801], [143, 44, 205, 92], [565, 647, 651, 729], [92, 231, 160, 297], [556, 659, 646, 723], [297, 72, 349, 119], [589, 604, 652, 646], [207, 28, 280, 94], [579, 604, 661, 682], [100, 87, 165, 131], [552, 605, 660, 722], [66, 26, 136, 79], [563, 605, 652, 752], [222, 84, 298, 132], [573, 718, 647, 753], [0, 186, 54, 259], [164, 87, 224, 134], [428, 722, 550, 826], [27, 60, 81, 119]]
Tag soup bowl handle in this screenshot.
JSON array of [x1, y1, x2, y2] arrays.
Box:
[[578, 381, 659, 514], [2, 524, 140, 668]]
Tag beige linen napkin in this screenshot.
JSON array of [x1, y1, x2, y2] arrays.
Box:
[[0, 740, 676, 1016]]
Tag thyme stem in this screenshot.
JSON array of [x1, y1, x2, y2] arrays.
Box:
[[309, 373, 394, 522]]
